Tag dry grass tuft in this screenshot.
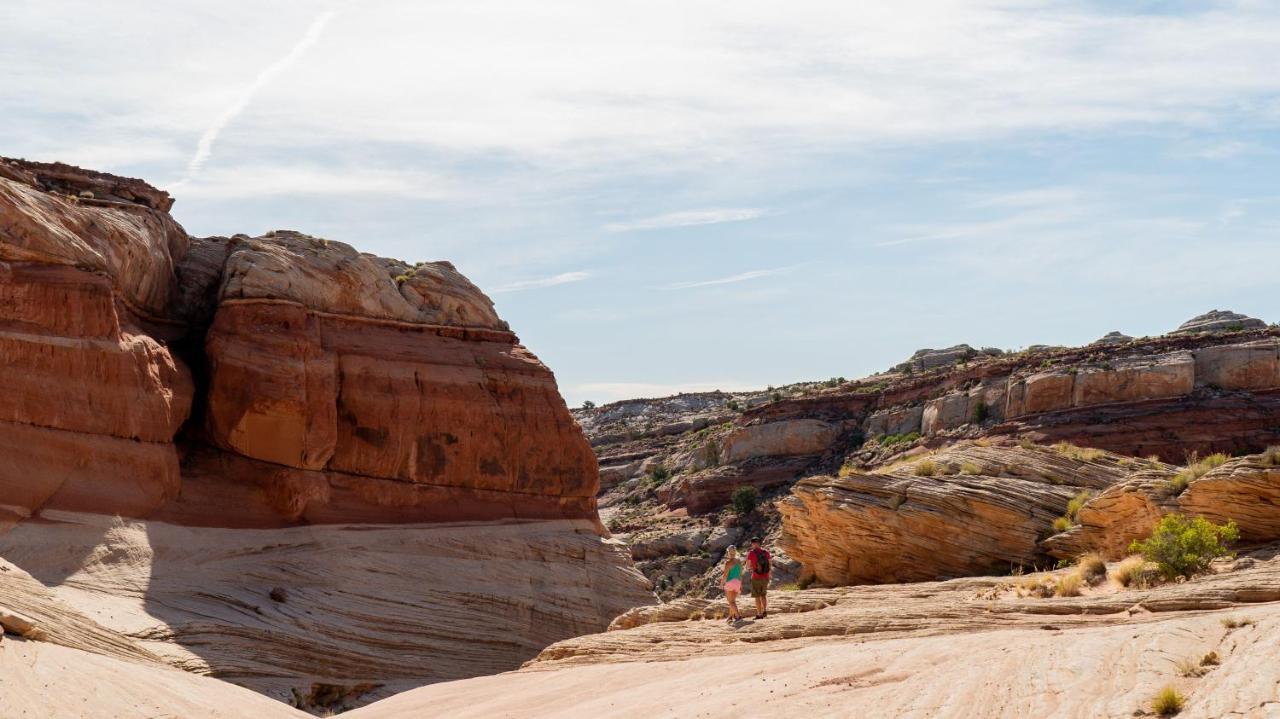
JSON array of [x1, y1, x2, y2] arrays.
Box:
[[1053, 441, 1106, 461], [1110, 555, 1148, 587], [1018, 438, 1038, 450], [959, 461, 983, 475], [1052, 516, 1072, 533], [1169, 452, 1230, 495], [914, 459, 939, 477], [1220, 616, 1255, 629], [1176, 658, 1206, 678], [1076, 553, 1107, 585], [1151, 685, 1185, 715], [1262, 446, 1280, 466], [1054, 572, 1082, 597]]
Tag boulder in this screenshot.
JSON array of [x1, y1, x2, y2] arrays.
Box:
[[864, 405, 923, 437], [779, 443, 1130, 584], [1093, 331, 1133, 345]]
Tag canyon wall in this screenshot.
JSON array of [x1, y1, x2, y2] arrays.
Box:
[[0, 158, 598, 529]]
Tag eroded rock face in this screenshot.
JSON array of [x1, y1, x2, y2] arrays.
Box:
[[0, 158, 596, 528], [778, 443, 1132, 584]]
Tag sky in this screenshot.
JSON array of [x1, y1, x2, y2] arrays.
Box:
[[3, 0, 1278, 405]]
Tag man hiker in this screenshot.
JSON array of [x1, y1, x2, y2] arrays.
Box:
[[746, 536, 771, 619]]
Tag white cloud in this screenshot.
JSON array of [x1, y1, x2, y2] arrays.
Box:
[[173, 10, 338, 187], [491, 271, 590, 294], [662, 267, 794, 290], [176, 164, 459, 200], [605, 208, 766, 233]]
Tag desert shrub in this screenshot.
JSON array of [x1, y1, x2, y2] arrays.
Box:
[[914, 459, 938, 477], [971, 400, 990, 423], [1220, 616, 1254, 629], [1052, 516, 1072, 533], [731, 486, 759, 516], [648, 465, 672, 485], [1054, 572, 1082, 597], [1200, 651, 1220, 667], [1016, 577, 1056, 599], [702, 440, 721, 467], [838, 459, 858, 478], [1076, 553, 1107, 585], [1018, 437, 1037, 450], [1151, 685, 1185, 716], [1110, 555, 1148, 587], [1129, 514, 1239, 580], [581, 400, 596, 410], [771, 392, 782, 402], [959, 461, 983, 475], [880, 431, 922, 448], [727, 400, 741, 411]]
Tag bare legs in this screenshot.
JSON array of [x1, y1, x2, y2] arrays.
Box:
[[725, 589, 741, 621]]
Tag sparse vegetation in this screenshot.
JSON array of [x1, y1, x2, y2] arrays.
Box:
[[913, 459, 938, 477], [1129, 514, 1239, 580], [1262, 446, 1280, 466], [1110, 555, 1149, 587], [1200, 651, 1220, 667], [1054, 572, 1082, 597], [959, 461, 983, 475], [838, 458, 859, 478], [1052, 442, 1105, 461], [1151, 685, 1185, 716], [1051, 489, 1093, 534], [731, 485, 759, 516], [1220, 616, 1255, 629], [1052, 516, 1072, 533], [971, 400, 990, 423], [880, 431, 921, 448], [1175, 657, 1205, 678], [1018, 437, 1037, 450], [727, 400, 741, 411], [770, 392, 782, 402], [1076, 553, 1107, 585], [581, 400, 596, 410], [648, 465, 672, 486], [1167, 452, 1229, 496]]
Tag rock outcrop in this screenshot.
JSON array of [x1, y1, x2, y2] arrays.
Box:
[[1172, 309, 1266, 335], [1044, 452, 1280, 560], [778, 442, 1135, 584], [0, 158, 597, 528]]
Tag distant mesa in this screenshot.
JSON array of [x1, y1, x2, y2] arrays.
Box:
[[1172, 309, 1266, 335], [895, 344, 1003, 373], [1093, 331, 1133, 345]]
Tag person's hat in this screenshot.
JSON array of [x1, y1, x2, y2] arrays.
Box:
[[750, 536, 761, 543]]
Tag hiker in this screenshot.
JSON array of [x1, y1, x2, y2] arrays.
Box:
[[722, 546, 744, 623], [746, 536, 771, 619]]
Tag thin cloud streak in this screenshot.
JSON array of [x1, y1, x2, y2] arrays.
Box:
[[174, 10, 337, 188], [662, 266, 793, 290], [606, 208, 766, 233], [492, 271, 590, 294]]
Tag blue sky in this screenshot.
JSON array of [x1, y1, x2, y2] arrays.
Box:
[[3, 1, 1278, 404]]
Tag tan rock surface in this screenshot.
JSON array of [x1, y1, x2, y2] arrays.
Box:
[[779, 443, 1132, 584], [350, 549, 1280, 719], [721, 419, 840, 463], [0, 512, 653, 708]]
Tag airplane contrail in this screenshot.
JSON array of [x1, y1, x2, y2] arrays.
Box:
[[173, 10, 337, 188]]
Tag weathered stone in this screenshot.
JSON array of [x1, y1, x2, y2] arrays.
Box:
[[1172, 309, 1267, 335], [721, 419, 839, 463], [1194, 340, 1280, 391]]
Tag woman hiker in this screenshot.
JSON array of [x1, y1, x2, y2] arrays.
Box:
[[722, 546, 745, 623]]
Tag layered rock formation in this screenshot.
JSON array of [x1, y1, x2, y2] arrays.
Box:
[[0, 158, 597, 528], [0, 157, 653, 712], [1173, 309, 1266, 335], [778, 442, 1136, 584]]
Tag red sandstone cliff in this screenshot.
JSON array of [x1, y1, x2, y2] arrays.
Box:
[[0, 157, 597, 529]]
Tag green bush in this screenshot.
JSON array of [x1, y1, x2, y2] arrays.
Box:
[[581, 400, 596, 410], [731, 486, 759, 515], [1129, 514, 1239, 580], [727, 400, 741, 411], [648, 465, 672, 485], [971, 400, 990, 423], [880, 431, 921, 448]]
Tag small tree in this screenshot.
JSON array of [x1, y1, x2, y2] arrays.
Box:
[[731, 486, 759, 515], [581, 400, 596, 410], [1129, 514, 1239, 580], [971, 400, 990, 423]]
